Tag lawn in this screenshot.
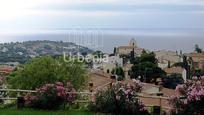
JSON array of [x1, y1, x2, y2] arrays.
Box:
[[0, 109, 94, 115]]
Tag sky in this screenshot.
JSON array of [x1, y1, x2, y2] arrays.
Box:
[[0, 0, 204, 30], [0, 0, 204, 52]]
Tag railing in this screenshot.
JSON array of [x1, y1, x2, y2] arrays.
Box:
[[0, 89, 37, 93], [0, 88, 173, 115], [95, 82, 112, 91], [0, 89, 93, 102], [0, 88, 170, 101]]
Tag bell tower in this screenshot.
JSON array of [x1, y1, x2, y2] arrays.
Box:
[[129, 38, 137, 47]]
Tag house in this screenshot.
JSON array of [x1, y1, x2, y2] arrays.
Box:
[[102, 55, 123, 73], [164, 67, 187, 82], [154, 50, 182, 69], [116, 38, 144, 57], [0, 62, 20, 66], [185, 53, 204, 70], [0, 65, 15, 75]]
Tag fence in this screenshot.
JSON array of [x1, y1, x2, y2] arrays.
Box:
[[0, 89, 93, 102], [0, 88, 171, 104], [0, 88, 173, 114]]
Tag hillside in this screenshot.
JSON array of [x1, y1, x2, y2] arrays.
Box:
[[0, 40, 93, 63]]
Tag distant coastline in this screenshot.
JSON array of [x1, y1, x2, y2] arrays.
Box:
[[0, 29, 204, 53]]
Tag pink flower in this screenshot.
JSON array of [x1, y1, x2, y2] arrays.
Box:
[[183, 99, 188, 104], [0, 77, 4, 85], [133, 79, 140, 84], [0, 77, 4, 81], [197, 89, 204, 96], [175, 84, 186, 96], [116, 95, 121, 100], [24, 81, 77, 107], [55, 82, 64, 87], [91, 94, 96, 102], [192, 76, 198, 81], [56, 86, 65, 92]]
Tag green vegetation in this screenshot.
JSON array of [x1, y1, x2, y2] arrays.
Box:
[[92, 50, 104, 57], [169, 78, 204, 115], [162, 73, 184, 89], [113, 47, 117, 55], [8, 56, 87, 90], [111, 66, 125, 80], [194, 44, 203, 53], [0, 109, 93, 115], [139, 51, 158, 64], [24, 82, 77, 110], [129, 51, 166, 83], [0, 40, 93, 63], [89, 81, 150, 115], [190, 68, 204, 77]]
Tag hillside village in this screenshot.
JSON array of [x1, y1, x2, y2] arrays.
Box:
[[0, 40, 93, 64], [1, 39, 204, 84], [0, 39, 204, 115], [92, 39, 204, 80]]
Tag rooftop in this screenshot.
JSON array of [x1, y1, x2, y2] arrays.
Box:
[[0, 66, 15, 74], [164, 67, 184, 74]]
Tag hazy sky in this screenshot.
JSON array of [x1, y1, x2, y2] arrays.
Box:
[[0, 0, 204, 31], [0, 0, 204, 52]]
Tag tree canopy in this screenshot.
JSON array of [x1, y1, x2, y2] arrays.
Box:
[[162, 73, 184, 89], [111, 67, 125, 80], [194, 44, 203, 53], [8, 56, 87, 90], [140, 52, 157, 65], [129, 51, 165, 83]]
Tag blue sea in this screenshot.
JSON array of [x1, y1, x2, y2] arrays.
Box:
[[0, 28, 204, 53]]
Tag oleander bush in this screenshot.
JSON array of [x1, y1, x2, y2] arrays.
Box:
[[0, 76, 4, 86], [169, 76, 204, 115], [89, 79, 150, 115], [0, 77, 5, 104], [24, 82, 77, 110]]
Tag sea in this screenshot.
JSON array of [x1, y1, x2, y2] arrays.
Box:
[[0, 28, 204, 53]]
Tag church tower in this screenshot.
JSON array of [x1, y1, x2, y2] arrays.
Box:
[[129, 38, 137, 47]]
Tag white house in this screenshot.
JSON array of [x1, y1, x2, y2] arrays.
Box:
[[155, 50, 182, 69]]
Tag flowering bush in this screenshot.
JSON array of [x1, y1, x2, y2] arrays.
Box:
[[0, 77, 4, 104], [24, 82, 77, 110], [89, 80, 150, 115], [169, 76, 204, 115], [0, 77, 4, 86]]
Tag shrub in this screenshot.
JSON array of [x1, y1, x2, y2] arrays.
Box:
[[9, 56, 87, 90], [0, 76, 5, 87], [90, 88, 117, 113], [111, 67, 125, 80], [0, 77, 5, 104], [89, 80, 150, 115], [162, 73, 184, 89], [0, 101, 16, 109], [169, 76, 204, 115], [24, 82, 77, 110]]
